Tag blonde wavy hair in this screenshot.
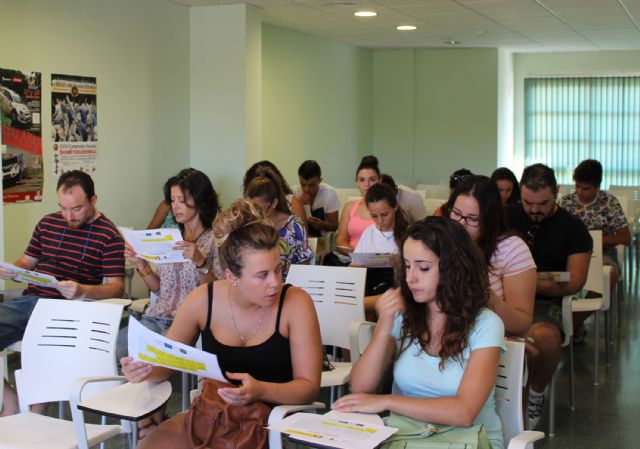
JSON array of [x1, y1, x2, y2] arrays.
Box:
[[213, 198, 279, 276]]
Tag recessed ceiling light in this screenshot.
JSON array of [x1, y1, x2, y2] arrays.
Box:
[[354, 11, 377, 17], [396, 25, 417, 31], [444, 40, 461, 45]]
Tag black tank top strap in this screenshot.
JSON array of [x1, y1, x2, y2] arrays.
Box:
[[275, 284, 291, 331], [204, 281, 213, 332]]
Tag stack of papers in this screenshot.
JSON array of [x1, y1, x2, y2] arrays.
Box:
[[268, 412, 397, 449]]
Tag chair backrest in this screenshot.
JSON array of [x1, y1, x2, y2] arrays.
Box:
[[335, 188, 361, 209], [307, 237, 318, 265], [584, 230, 604, 295], [16, 298, 124, 409], [416, 184, 450, 200], [495, 340, 526, 444], [424, 198, 446, 216], [286, 265, 366, 349]]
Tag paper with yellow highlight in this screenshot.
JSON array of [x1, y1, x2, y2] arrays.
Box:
[[268, 411, 397, 449], [128, 316, 224, 380], [119, 227, 189, 264], [0, 261, 58, 286]]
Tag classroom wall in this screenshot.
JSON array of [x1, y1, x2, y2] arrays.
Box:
[[261, 25, 373, 189], [1, 0, 190, 291], [372, 48, 499, 185]]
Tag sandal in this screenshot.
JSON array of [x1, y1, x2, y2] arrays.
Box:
[[573, 328, 587, 345], [137, 409, 167, 439]]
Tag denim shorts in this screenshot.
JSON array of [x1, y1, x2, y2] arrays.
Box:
[[0, 296, 40, 350]]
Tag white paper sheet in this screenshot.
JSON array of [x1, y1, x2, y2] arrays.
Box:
[[268, 412, 397, 449], [127, 317, 225, 380], [0, 261, 57, 287], [119, 227, 189, 264], [351, 252, 393, 267]]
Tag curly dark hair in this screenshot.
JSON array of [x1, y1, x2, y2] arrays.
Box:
[[163, 168, 221, 232], [443, 175, 508, 267], [397, 217, 489, 370]]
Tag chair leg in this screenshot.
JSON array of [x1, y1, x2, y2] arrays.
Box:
[[594, 311, 600, 386], [181, 372, 189, 411], [569, 341, 575, 410], [605, 310, 611, 366], [548, 372, 556, 437]]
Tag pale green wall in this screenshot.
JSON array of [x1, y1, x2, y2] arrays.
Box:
[[1, 0, 190, 287], [262, 25, 373, 189], [373, 48, 499, 185], [513, 50, 640, 171], [190, 5, 262, 205]]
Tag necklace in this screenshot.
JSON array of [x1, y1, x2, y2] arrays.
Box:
[[185, 227, 206, 244], [228, 285, 267, 342]]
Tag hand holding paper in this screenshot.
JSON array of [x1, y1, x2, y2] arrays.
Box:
[[119, 227, 189, 264], [127, 316, 224, 381], [0, 261, 57, 286]]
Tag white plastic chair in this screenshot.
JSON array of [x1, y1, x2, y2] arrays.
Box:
[[495, 340, 545, 449], [549, 230, 610, 436], [424, 198, 446, 216], [308, 237, 318, 265], [286, 265, 370, 403], [416, 183, 450, 200], [0, 298, 171, 449]]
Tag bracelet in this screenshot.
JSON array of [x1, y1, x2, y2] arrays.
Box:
[[195, 259, 207, 269], [136, 264, 152, 277]]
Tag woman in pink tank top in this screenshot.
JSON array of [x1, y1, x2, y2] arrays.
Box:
[[336, 155, 381, 254]]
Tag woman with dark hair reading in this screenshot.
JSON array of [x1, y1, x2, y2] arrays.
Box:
[[245, 168, 312, 278], [491, 167, 521, 207], [333, 217, 505, 449], [122, 199, 322, 449], [445, 175, 535, 336]]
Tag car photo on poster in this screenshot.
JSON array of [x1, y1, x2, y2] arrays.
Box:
[[0, 86, 32, 128], [2, 152, 25, 187]]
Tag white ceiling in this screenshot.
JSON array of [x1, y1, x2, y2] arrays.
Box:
[[167, 0, 640, 51]]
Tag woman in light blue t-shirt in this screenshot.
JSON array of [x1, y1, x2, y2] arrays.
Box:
[[333, 217, 506, 449]]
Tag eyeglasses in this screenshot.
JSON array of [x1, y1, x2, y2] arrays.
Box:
[[450, 207, 481, 227], [525, 224, 541, 248]]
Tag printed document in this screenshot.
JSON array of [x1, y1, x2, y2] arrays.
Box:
[[128, 317, 225, 381], [351, 252, 393, 267], [268, 412, 397, 449], [119, 227, 188, 264], [0, 261, 57, 287]]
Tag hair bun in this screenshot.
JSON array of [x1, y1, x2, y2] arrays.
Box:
[[213, 198, 265, 248], [360, 155, 379, 168]]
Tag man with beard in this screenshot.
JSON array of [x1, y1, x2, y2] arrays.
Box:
[[507, 163, 592, 429], [0, 170, 125, 415]]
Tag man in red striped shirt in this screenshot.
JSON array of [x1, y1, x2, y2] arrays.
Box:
[[0, 170, 125, 415]]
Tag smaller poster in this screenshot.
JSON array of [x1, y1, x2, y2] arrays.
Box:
[[1, 68, 43, 203], [51, 74, 97, 175]]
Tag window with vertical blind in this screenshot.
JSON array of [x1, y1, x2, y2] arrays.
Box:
[[524, 76, 640, 189]]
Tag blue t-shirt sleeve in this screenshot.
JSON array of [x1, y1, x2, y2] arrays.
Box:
[[390, 312, 404, 340], [469, 309, 506, 353]]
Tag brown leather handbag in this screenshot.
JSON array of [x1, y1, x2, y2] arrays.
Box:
[[184, 378, 272, 449]]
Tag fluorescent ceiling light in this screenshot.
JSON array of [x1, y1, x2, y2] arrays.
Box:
[[396, 25, 417, 31], [355, 11, 377, 17]]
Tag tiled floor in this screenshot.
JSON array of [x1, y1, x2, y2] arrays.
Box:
[[7, 273, 640, 448]]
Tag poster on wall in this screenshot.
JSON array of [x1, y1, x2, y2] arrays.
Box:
[[51, 74, 97, 175], [0, 68, 43, 204]]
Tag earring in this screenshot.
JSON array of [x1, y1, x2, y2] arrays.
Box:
[[232, 281, 238, 287]]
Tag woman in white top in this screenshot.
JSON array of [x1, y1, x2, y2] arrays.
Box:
[[354, 183, 409, 318], [444, 175, 535, 337]]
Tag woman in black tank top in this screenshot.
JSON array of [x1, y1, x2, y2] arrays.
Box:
[[121, 199, 322, 449]]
